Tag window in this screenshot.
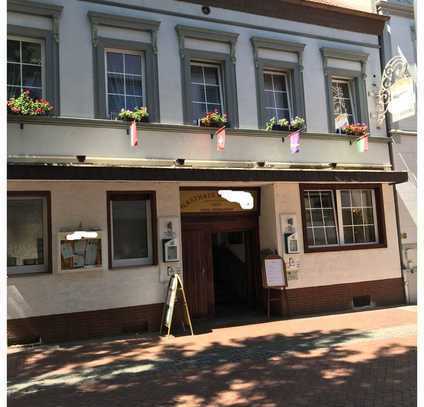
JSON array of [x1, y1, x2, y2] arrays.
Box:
[[190, 62, 224, 124], [7, 37, 44, 99], [7, 193, 51, 275], [176, 25, 239, 127], [107, 192, 156, 268], [321, 47, 369, 133], [105, 49, 145, 119], [263, 71, 292, 122], [301, 185, 385, 252], [331, 78, 356, 127]]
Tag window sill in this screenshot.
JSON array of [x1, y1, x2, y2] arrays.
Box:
[[304, 243, 387, 253], [109, 262, 157, 270], [7, 115, 391, 143], [7, 271, 52, 278]]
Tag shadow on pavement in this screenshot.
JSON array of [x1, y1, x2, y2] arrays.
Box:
[[8, 327, 417, 407]]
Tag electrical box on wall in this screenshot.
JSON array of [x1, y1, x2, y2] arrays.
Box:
[[162, 238, 179, 262], [280, 214, 300, 254], [158, 216, 182, 282]]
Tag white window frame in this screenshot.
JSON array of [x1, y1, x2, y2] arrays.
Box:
[[304, 189, 339, 248], [336, 189, 379, 246], [190, 61, 224, 123], [7, 195, 49, 275], [263, 70, 292, 121], [331, 77, 357, 124], [104, 48, 146, 119], [109, 197, 153, 268], [7, 35, 45, 99], [304, 188, 379, 249]]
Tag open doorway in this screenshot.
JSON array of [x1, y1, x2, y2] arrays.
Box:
[[212, 231, 251, 317]]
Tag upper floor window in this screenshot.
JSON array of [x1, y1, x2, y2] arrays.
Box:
[[7, 192, 51, 275], [190, 62, 224, 124], [300, 185, 385, 253], [105, 50, 145, 119], [7, 38, 44, 100], [263, 71, 292, 122], [332, 78, 356, 126]]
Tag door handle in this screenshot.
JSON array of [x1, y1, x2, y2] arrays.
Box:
[[202, 267, 205, 276]]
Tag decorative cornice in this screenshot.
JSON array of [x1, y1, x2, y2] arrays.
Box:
[[175, 25, 239, 62], [321, 47, 369, 77], [87, 11, 160, 49], [251, 36, 305, 69], [8, 0, 63, 42], [376, 0, 414, 18]]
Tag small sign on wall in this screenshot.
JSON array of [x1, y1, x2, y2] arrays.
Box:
[[280, 214, 300, 254], [158, 216, 182, 283]]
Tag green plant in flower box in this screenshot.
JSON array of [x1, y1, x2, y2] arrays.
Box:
[[290, 116, 305, 130], [118, 107, 149, 122], [7, 90, 53, 116], [199, 110, 228, 128], [341, 123, 368, 137]]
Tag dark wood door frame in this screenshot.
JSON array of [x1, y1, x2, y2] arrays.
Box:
[[182, 213, 261, 318]]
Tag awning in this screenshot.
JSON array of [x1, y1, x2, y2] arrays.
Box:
[[8, 163, 408, 184]]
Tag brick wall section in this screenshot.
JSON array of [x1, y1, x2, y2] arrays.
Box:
[[282, 278, 405, 316], [7, 303, 164, 345], [8, 278, 405, 344]]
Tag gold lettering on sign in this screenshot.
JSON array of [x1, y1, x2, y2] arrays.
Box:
[[180, 190, 257, 214]]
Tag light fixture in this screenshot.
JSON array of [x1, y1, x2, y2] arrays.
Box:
[[176, 158, 185, 166], [201, 6, 211, 15], [257, 161, 266, 168], [76, 155, 86, 163]]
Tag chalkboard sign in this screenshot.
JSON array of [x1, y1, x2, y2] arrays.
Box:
[[160, 274, 193, 336]]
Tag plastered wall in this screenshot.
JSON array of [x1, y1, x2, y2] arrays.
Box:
[[7, 180, 181, 319]]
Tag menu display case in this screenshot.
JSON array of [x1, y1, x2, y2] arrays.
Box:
[[57, 230, 104, 273]]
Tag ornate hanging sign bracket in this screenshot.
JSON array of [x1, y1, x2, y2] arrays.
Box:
[[376, 55, 415, 125]]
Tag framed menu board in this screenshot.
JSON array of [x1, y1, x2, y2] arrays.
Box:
[[262, 256, 287, 288], [58, 231, 104, 273]]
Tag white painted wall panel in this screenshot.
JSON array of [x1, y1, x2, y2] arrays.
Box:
[[185, 38, 230, 54], [97, 26, 152, 43], [7, 12, 52, 31], [258, 49, 298, 63], [327, 58, 362, 71]]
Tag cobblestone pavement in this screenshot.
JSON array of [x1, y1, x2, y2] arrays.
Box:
[[8, 306, 417, 407]]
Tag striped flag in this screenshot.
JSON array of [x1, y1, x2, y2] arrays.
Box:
[[289, 130, 301, 154], [130, 120, 138, 147], [356, 134, 368, 153], [216, 126, 226, 152]]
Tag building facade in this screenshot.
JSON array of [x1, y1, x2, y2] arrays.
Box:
[[376, 0, 417, 303], [7, 0, 408, 344]]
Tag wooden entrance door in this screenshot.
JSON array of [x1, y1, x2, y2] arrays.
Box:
[[182, 214, 261, 319], [181, 227, 214, 318]]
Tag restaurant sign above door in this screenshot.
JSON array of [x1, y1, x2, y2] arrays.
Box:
[[180, 189, 258, 214]]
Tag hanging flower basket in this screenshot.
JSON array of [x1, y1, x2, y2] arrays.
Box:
[[118, 107, 150, 122], [7, 90, 53, 116], [198, 110, 228, 128]]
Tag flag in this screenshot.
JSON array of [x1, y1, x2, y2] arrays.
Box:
[[216, 126, 226, 152], [130, 120, 138, 147], [289, 130, 301, 154], [356, 134, 368, 153]]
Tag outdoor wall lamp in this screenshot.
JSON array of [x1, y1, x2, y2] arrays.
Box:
[[76, 155, 86, 163], [176, 158, 185, 166]]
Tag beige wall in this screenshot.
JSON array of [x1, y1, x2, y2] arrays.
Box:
[[272, 183, 402, 289], [7, 181, 181, 319], [8, 180, 402, 319]]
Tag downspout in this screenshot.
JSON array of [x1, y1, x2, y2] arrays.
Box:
[[377, 33, 409, 304]]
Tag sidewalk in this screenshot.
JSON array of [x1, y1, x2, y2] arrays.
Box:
[[8, 306, 417, 407]]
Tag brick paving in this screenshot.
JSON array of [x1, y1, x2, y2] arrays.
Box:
[[7, 306, 416, 407]]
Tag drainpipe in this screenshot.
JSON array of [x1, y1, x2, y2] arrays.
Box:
[[378, 33, 408, 304]]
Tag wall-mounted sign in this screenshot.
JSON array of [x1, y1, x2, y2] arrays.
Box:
[[388, 77, 415, 122], [180, 189, 258, 214]]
